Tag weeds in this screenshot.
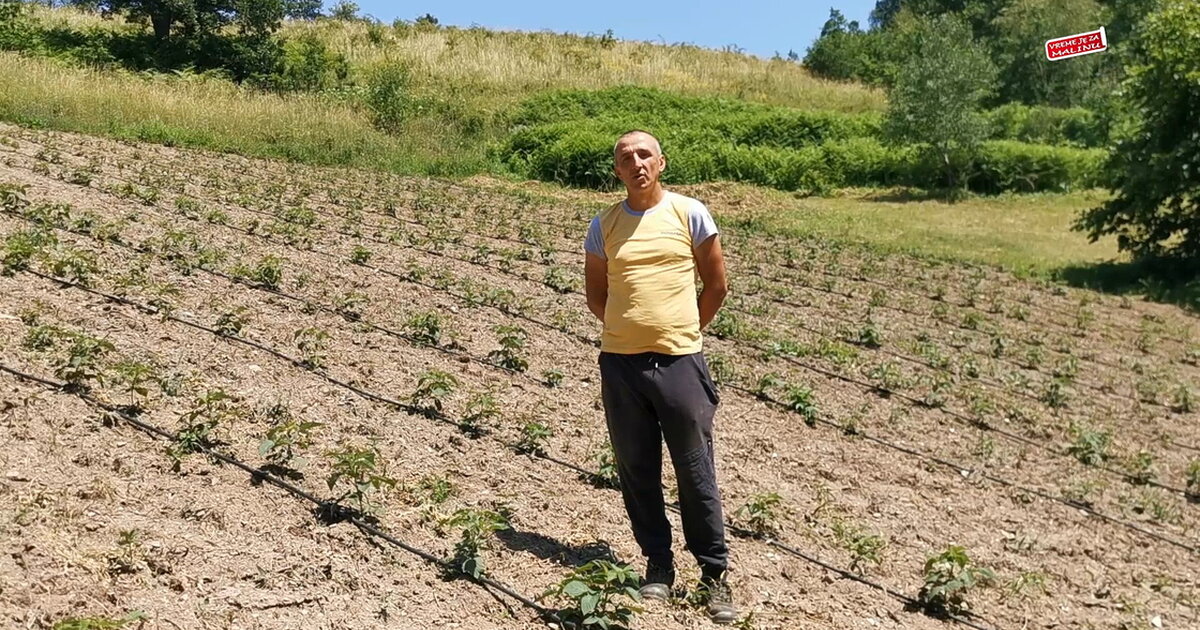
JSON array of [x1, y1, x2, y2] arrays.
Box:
[[325, 442, 397, 516], [234, 254, 284, 290], [1001, 571, 1049, 602], [23, 323, 63, 351], [919, 545, 995, 615], [542, 560, 642, 630]]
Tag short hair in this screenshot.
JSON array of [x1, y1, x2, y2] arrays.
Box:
[[613, 130, 662, 159]]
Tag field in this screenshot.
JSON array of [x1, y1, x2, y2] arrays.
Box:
[[0, 124, 1198, 630]]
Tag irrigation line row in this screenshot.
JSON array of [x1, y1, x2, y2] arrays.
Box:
[[0, 363, 556, 622], [12, 129, 1193, 351], [5, 203, 1194, 497], [0, 274, 1006, 630], [6, 139, 1183, 365], [12, 265, 1197, 558]]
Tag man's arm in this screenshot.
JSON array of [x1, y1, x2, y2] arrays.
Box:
[[585, 252, 608, 323], [695, 235, 728, 329]]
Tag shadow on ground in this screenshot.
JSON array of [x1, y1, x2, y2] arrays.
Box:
[[1054, 258, 1200, 313], [496, 527, 617, 568]]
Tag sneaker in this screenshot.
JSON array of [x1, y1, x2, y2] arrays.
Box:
[[638, 561, 675, 601], [699, 573, 738, 625]]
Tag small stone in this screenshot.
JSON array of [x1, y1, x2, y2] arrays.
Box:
[[1150, 615, 1162, 628], [4, 471, 29, 481]]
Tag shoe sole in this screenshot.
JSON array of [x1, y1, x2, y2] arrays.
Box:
[[709, 610, 738, 625]]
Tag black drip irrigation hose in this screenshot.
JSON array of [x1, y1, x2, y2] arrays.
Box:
[[13, 265, 1200, 561], [7, 206, 1197, 505], [0, 363, 556, 622], [3, 186, 1194, 497], [7, 135, 1194, 351], [0, 268, 1017, 628]]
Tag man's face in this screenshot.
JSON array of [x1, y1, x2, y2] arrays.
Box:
[[614, 134, 666, 191]]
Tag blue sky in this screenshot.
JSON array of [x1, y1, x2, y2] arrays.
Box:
[[351, 1, 878, 59]]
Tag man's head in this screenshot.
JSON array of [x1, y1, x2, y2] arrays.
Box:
[[613, 130, 666, 193]]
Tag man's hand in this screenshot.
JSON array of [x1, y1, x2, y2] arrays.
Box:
[[695, 235, 728, 329], [585, 252, 608, 323]]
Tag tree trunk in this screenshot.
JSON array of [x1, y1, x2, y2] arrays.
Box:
[[150, 13, 173, 40]]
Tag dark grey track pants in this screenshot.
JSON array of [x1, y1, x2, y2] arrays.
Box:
[[598, 351, 728, 574]]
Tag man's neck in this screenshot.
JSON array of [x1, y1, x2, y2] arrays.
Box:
[[624, 185, 666, 212]]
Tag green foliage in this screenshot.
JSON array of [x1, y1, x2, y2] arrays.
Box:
[[1125, 449, 1157, 485], [1186, 460, 1199, 499], [53, 333, 115, 392], [259, 415, 322, 468], [420, 474, 456, 504], [365, 62, 415, 133], [1076, 1, 1200, 264], [214, 306, 250, 337], [590, 443, 620, 489], [23, 323, 63, 351], [919, 545, 995, 614], [349, 244, 372, 265], [442, 507, 510, 579], [1066, 423, 1111, 466], [734, 492, 785, 538], [517, 419, 552, 455], [973, 141, 1104, 193], [325, 442, 396, 515], [273, 32, 348, 91], [405, 310, 444, 346], [542, 560, 642, 630], [292, 327, 330, 369], [411, 368, 458, 415], [782, 385, 819, 427], [488, 324, 529, 372], [460, 390, 499, 437], [544, 266, 579, 293], [51, 611, 145, 630], [884, 14, 998, 192], [167, 389, 235, 470], [234, 254, 284, 289], [108, 359, 155, 410], [984, 103, 1106, 148], [541, 368, 565, 388]]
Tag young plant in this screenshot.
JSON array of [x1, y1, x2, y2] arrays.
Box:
[[830, 518, 887, 573], [51, 611, 146, 630], [1125, 450, 1157, 485], [544, 266, 579, 294], [325, 442, 397, 516], [733, 492, 785, 538], [442, 507, 510, 579], [334, 291, 370, 322], [589, 443, 620, 489], [1185, 459, 1199, 500], [167, 389, 235, 471], [516, 419, 552, 456], [47, 246, 100, 286], [214, 307, 250, 337], [918, 545, 995, 615], [855, 321, 883, 348], [783, 384, 818, 427], [235, 254, 284, 290], [460, 390, 500, 437], [404, 311, 444, 346], [488, 324, 529, 372], [349, 244, 373, 265], [293, 327, 330, 369], [411, 369, 458, 416], [108, 359, 155, 412], [23, 323, 63, 351], [259, 416, 323, 469], [1066, 423, 1111, 466], [542, 560, 642, 630], [53, 333, 115, 392], [419, 474, 456, 504], [2, 228, 56, 274], [754, 372, 783, 399], [542, 368, 565, 388]]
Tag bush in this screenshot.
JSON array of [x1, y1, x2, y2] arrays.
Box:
[[272, 33, 348, 91], [971, 141, 1104, 193], [984, 103, 1106, 148], [364, 62, 415, 133]]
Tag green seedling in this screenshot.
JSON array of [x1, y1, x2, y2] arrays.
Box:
[[52, 611, 145, 630], [589, 444, 620, 489], [542, 560, 642, 630], [108, 359, 155, 412], [349, 244, 372, 265], [259, 416, 322, 469], [325, 443, 396, 516], [918, 545, 995, 615], [167, 389, 235, 471], [442, 507, 510, 579], [488, 324, 530, 372], [214, 307, 250, 337], [460, 390, 500, 437], [783, 385, 818, 427], [1066, 423, 1111, 466], [544, 266, 579, 294], [1185, 460, 1199, 500], [420, 475, 456, 504], [734, 492, 785, 538], [54, 333, 115, 392], [411, 369, 458, 415], [405, 311, 444, 346], [542, 368, 565, 388], [293, 327, 330, 369], [517, 420, 552, 455]]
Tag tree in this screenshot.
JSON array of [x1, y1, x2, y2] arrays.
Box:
[[327, 0, 356, 20], [1075, 1, 1200, 264], [884, 13, 998, 193], [90, 1, 283, 40], [284, 0, 321, 20], [990, 0, 1109, 106]]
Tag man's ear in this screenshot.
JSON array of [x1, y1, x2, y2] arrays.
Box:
[[660, 154, 668, 172]]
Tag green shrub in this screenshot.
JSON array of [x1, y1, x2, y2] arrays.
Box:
[[984, 103, 1105, 148], [365, 62, 414, 133], [272, 33, 348, 92], [971, 141, 1104, 194]]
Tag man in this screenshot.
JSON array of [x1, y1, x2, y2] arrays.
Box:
[[583, 130, 736, 624]]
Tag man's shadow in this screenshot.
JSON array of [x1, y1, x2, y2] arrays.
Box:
[[495, 527, 617, 568]]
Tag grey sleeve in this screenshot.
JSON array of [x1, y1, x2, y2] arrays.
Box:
[[584, 217, 605, 259], [689, 202, 719, 247]]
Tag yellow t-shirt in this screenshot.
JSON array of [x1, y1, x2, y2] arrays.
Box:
[[584, 191, 719, 355]]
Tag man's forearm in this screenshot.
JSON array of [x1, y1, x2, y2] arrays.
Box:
[[588, 293, 607, 323], [698, 285, 728, 329]]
